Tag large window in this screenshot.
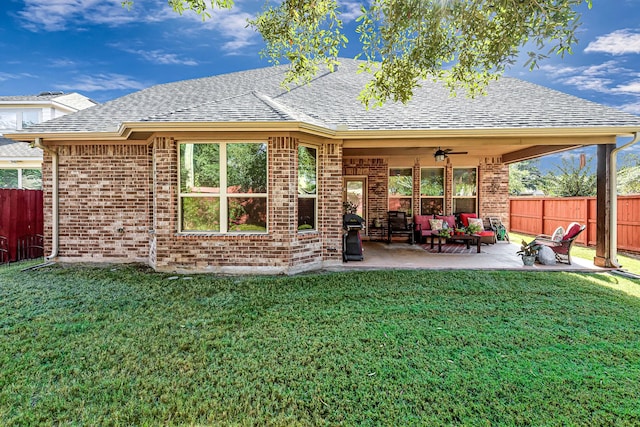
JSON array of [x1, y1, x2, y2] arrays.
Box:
[[0, 110, 41, 132], [298, 145, 317, 231], [0, 168, 42, 189], [453, 167, 477, 213], [389, 167, 413, 216], [420, 167, 444, 215], [179, 142, 267, 233]]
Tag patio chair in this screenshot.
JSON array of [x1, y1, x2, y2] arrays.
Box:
[[534, 222, 585, 265], [387, 211, 414, 244]]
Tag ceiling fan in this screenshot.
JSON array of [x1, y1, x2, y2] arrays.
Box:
[[434, 147, 468, 162]]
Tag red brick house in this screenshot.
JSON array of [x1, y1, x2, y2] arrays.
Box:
[[8, 59, 640, 273]]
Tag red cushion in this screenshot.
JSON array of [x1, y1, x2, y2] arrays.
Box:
[[476, 231, 494, 237], [435, 215, 456, 229], [413, 215, 432, 231], [459, 213, 477, 227], [563, 223, 582, 240]]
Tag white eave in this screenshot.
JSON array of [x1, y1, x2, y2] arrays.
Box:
[[5, 120, 640, 144]]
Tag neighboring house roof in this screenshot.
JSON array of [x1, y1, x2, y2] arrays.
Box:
[[0, 92, 97, 111], [8, 58, 640, 138], [0, 137, 42, 159]]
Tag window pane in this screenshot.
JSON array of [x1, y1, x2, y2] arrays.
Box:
[[0, 169, 19, 188], [22, 110, 40, 128], [298, 146, 317, 195], [22, 169, 42, 190], [389, 197, 412, 215], [181, 197, 220, 231], [228, 197, 267, 232], [389, 168, 412, 196], [454, 198, 476, 214], [180, 143, 220, 193], [421, 198, 444, 215], [453, 168, 477, 196], [227, 143, 267, 194], [420, 168, 444, 196], [0, 112, 17, 131], [298, 198, 316, 230]]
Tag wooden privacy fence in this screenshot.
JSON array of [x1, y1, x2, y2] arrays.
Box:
[[510, 195, 640, 254], [0, 189, 44, 263]]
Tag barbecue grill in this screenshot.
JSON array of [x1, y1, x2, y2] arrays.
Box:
[[343, 214, 365, 261]]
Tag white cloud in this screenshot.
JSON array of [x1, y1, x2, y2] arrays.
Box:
[[0, 71, 37, 82], [613, 81, 640, 94], [620, 102, 640, 115], [119, 48, 199, 65], [17, 0, 140, 31], [340, 1, 362, 22], [585, 29, 640, 55], [58, 73, 147, 91]]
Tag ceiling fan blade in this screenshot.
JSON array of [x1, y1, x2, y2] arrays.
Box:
[[447, 151, 468, 155]]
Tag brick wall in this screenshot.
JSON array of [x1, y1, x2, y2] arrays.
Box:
[[343, 157, 388, 241], [478, 160, 510, 229], [151, 135, 341, 274], [46, 143, 151, 262]]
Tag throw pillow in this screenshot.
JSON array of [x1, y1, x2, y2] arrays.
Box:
[[551, 226, 565, 242], [429, 219, 443, 230], [563, 223, 582, 240], [468, 218, 484, 229], [435, 215, 456, 229]]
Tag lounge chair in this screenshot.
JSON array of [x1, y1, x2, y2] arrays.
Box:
[[534, 222, 585, 265]]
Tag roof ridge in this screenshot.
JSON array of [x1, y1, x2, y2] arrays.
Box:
[[139, 91, 259, 122], [253, 91, 331, 128]]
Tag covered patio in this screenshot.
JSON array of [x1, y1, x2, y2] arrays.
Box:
[[335, 241, 606, 272]]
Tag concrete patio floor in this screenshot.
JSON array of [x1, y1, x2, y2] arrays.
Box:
[[335, 240, 607, 272]]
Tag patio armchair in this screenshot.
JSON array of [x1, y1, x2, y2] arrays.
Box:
[[387, 211, 415, 244], [534, 222, 585, 265]]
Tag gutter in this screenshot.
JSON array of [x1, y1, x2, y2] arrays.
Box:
[[609, 131, 640, 268], [32, 137, 59, 261]]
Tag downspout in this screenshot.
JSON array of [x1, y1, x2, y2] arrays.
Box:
[[609, 131, 639, 268], [32, 137, 59, 261]]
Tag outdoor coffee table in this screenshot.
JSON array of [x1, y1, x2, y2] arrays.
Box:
[[429, 233, 481, 253]]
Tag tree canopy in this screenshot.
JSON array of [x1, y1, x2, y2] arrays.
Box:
[[123, 0, 592, 107]]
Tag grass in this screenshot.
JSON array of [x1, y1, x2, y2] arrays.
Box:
[[510, 231, 640, 276], [2, 263, 640, 425]]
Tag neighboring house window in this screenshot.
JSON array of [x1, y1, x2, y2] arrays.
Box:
[[22, 110, 41, 128], [0, 110, 41, 132], [0, 112, 17, 132], [453, 167, 477, 213], [0, 168, 42, 189], [179, 142, 267, 233], [420, 167, 444, 215], [298, 145, 317, 231], [389, 167, 413, 216]]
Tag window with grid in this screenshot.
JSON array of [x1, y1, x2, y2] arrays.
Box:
[[389, 167, 413, 216], [179, 142, 267, 233], [298, 145, 317, 231], [452, 167, 477, 214], [420, 167, 444, 215]]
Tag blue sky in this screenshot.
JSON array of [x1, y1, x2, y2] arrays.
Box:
[[1, 0, 639, 163]]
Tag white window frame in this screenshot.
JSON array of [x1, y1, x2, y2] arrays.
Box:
[[297, 144, 318, 232], [388, 166, 413, 216], [452, 166, 478, 214], [420, 167, 445, 215], [178, 141, 268, 234]]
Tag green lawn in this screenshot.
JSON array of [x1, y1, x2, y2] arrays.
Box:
[[1, 263, 640, 426]]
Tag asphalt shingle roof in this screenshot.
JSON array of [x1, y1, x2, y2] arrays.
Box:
[[12, 59, 640, 135], [0, 137, 42, 158]]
